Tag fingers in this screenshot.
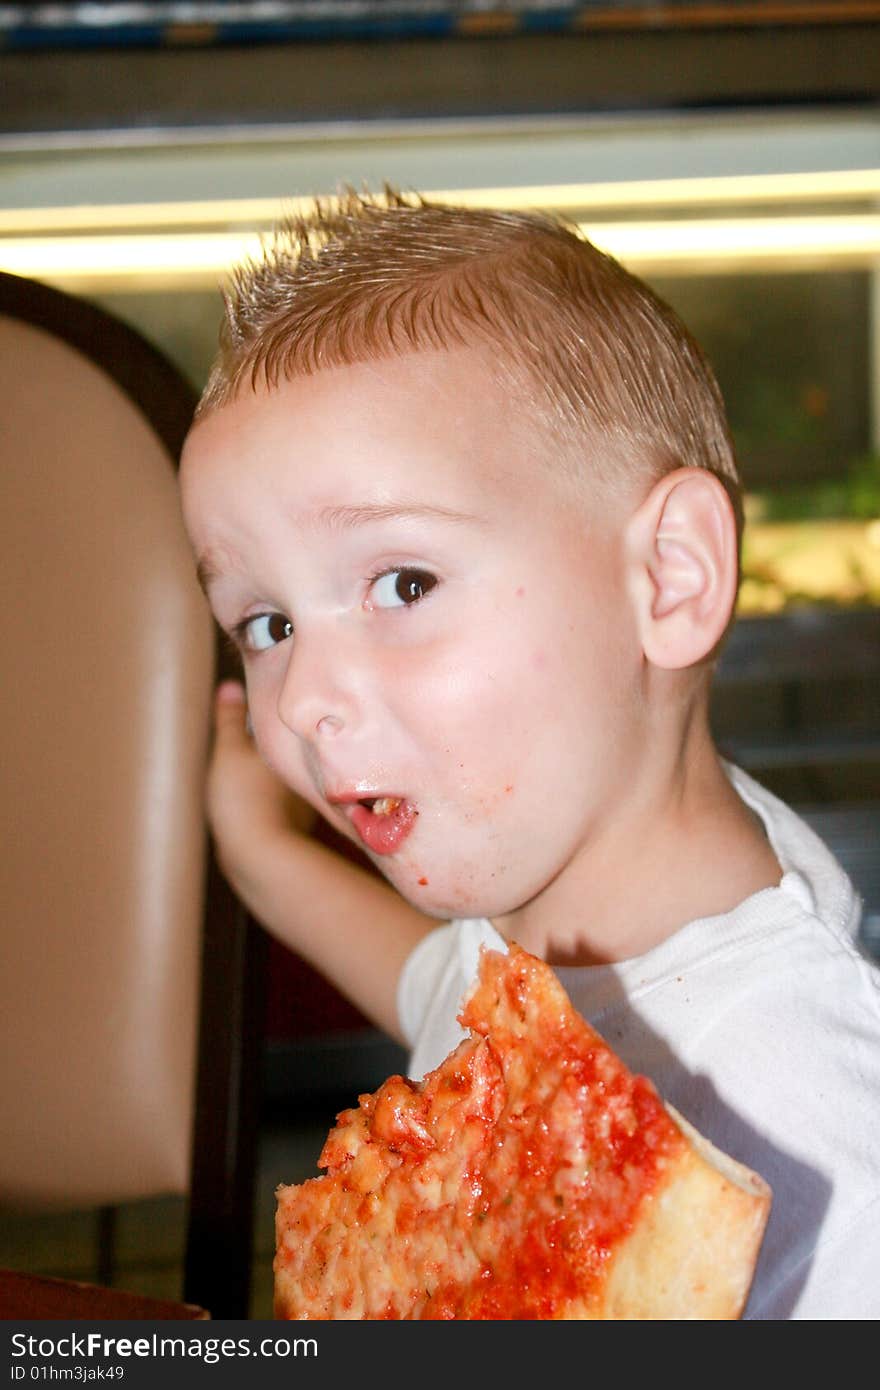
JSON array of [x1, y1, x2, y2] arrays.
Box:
[[213, 679, 250, 743]]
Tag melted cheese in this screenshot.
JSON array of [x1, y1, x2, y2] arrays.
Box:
[[274, 946, 684, 1320]]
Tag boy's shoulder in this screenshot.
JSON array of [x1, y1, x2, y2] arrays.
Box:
[[723, 762, 864, 943]]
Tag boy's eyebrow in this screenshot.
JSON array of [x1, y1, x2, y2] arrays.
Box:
[[195, 554, 225, 596], [194, 502, 481, 596], [195, 548, 245, 597], [315, 502, 483, 531]]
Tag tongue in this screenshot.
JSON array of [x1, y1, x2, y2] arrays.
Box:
[[350, 798, 417, 855]]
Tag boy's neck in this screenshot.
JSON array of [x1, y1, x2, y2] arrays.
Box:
[[491, 711, 782, 968]]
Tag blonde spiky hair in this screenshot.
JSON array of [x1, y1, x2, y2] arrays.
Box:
[[196, 185, 741, 527]]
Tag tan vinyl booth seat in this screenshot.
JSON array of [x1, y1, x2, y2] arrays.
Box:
[[1, 310, 212, 1208], [0, 272, 266, 1318]]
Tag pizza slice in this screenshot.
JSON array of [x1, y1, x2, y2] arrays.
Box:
[[274, 944, 771, 1319]]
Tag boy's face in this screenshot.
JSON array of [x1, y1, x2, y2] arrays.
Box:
[[181, 348, 645, 923]]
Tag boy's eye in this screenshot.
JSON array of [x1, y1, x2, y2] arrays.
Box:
[[370, 568, 438, 609], [239, 611, 293, 652]]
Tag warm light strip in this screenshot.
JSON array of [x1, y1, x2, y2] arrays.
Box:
[[581, 214, 880, 268], [0, 169, 878, 236], [2, 214, 879, 284], [0, 232, 267, 280], [436, 170, 880, 213]]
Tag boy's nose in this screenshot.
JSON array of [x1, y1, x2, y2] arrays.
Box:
[[315, 713, 344, 737], [276, 634, 355, 742]]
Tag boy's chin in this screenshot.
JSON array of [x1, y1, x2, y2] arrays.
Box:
[[391, 871, 525, 925]]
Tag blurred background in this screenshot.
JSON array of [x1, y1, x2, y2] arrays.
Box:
[[1, 0, 878, 1317]]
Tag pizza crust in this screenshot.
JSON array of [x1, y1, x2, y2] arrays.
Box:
[[600, 1107, 772, 1319], [274, 944, 771, 1319]]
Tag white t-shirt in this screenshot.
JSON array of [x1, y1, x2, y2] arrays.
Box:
[[397, 766, 880, 1320]]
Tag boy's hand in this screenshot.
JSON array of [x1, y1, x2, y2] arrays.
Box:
[[206, 681, 317, 882]]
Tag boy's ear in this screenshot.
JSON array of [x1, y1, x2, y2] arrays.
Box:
[[625, 467, 739, 670]]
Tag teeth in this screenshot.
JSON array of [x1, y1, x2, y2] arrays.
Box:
[[372, 797, 401, 816]]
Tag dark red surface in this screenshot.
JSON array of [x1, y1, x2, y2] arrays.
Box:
[[0, 1268, 208, 1320], [266, 939, 369, 1038]]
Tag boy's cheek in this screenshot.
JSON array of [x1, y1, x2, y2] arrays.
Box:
[[243, 697, 306, 794]]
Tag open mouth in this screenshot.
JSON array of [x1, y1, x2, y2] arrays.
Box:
[[348, 796, 417, 856], [358, 796, 402, 816]]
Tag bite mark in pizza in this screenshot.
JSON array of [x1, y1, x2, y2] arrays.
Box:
[[274, 944, 771, 1319]]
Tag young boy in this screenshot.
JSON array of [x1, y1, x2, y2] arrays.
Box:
[[179, 189, 880, 1319]]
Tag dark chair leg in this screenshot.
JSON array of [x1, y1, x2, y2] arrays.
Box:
[[95, 1205, 117, 1288], [183, 848, 268, 1319]]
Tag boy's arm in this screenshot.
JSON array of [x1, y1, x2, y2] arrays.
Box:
[[206, 682, 434, 1043]]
